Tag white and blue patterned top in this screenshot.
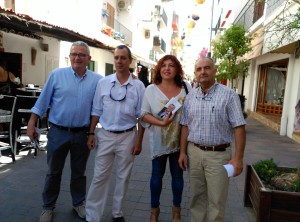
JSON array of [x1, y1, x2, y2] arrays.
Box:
[[141, 83, 191, 159]]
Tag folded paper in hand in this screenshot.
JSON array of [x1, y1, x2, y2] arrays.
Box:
[[223, 164, 234, 177], [157, 97, 182, 119], [32, 127, 41, 150]]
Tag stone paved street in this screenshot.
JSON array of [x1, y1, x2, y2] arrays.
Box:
[[0, 117, 299, 222]]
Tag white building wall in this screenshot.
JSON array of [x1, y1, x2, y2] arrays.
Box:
[[4, 0, 158, 84], [15, 0, 105, 40], [246, 59, 258, 112], [6, 0, 122, 83], [59, 41, 114, 76], [285, 57, 300, 138], [212, 0, 300, 141], [2, 32, 60, 86], [244, 52, 299, 138]]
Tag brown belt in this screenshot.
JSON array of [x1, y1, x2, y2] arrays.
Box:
[[194, 143, 230, 151]]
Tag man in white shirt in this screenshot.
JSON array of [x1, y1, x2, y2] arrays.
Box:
[[85, 45, 145, 222]]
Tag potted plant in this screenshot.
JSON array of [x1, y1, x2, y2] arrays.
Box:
[[244, 159, 300, 222]]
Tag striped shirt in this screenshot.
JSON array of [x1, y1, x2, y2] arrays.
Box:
[[180, 82, 246, 145]]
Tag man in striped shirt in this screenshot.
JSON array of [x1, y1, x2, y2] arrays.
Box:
[[179, 57, 246, 222]]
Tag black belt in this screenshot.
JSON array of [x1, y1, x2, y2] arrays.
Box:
[[194, 143, 230, 152], [106, 126, 136, 134], [50, 122, 88, 133]]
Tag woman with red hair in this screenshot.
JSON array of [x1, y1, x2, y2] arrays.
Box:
[[141, 55, 191, 222]]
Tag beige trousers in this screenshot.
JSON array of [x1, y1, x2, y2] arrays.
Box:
[[187, 142, 231, 222], [86, 128, 137, 222]]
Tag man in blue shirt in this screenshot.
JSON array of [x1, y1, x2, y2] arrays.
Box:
[[27, 41, 103, 222], [85, 45, 145, 222]]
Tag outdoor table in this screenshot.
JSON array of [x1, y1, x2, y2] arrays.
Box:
[[16, 87, 42, 96]]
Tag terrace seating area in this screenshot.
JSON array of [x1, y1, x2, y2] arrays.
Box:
[[0, 93, 48, 163]]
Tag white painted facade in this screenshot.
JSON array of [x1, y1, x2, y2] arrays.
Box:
[[212, 0, 300, 140], [0, 0, 174, 86]]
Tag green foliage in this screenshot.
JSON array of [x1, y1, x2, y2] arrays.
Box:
[[253, 159, 300, 192], [292, 168, 300, 192], [253, 158, 280, 184], [291, 179, 300, 192], [264, 1, 300, 50], [212, 24, 253, 83]]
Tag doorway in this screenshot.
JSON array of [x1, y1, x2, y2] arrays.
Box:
[[0, 52, 22, 95], [256, 59, 288, 123]]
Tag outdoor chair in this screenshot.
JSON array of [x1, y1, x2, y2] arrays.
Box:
[[13, 95, 48, 157], [0, 95, 17, 162]]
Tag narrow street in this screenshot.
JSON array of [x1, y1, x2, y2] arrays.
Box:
[[0, 117, 299, 221]]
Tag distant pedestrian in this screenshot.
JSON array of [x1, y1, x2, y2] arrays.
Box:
[[0, 60, 21, 95]]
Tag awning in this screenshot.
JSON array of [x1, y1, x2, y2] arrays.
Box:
[[244, 27, 264, 60], [138, 59, 156, 68], [131, 49, 156, 68], [269, 40, 299, 54]]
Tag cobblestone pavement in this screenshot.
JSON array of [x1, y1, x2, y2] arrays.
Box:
[[0, 117, 299, 222]]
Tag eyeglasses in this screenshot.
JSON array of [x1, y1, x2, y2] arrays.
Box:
[[69, 53, 88, 58], [110, 81, 128, 101], [196, 88, 213, 101], [196, 95, 213, 101]]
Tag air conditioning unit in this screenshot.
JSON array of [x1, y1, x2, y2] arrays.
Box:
[[117, 0, 128, 11], [145, 30, 150, 39]]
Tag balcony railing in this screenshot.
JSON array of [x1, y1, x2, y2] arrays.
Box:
[[161, 38, 166, 52], [235, 0, 286, 32], [234, 0, 264, 30], [265, 0, 285, 17], [153, 36, 166, 54], [161, 8, 168, 27], [101, 19, 132, 47], [114, 20, 132, 47]]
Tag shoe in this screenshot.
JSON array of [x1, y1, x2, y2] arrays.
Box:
[[172, 206, 181, 222], [73, 205, 86, 219], [39, 209, 53, 222], [150, 208, 160, 222], [112, 216, 125, 222]]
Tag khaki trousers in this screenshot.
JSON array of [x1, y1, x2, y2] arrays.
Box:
[[187, 142, 231, 222]]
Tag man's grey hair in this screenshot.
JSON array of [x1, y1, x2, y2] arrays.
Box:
[[195, 56, 216, 68], [71, 41, 90, 55]]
